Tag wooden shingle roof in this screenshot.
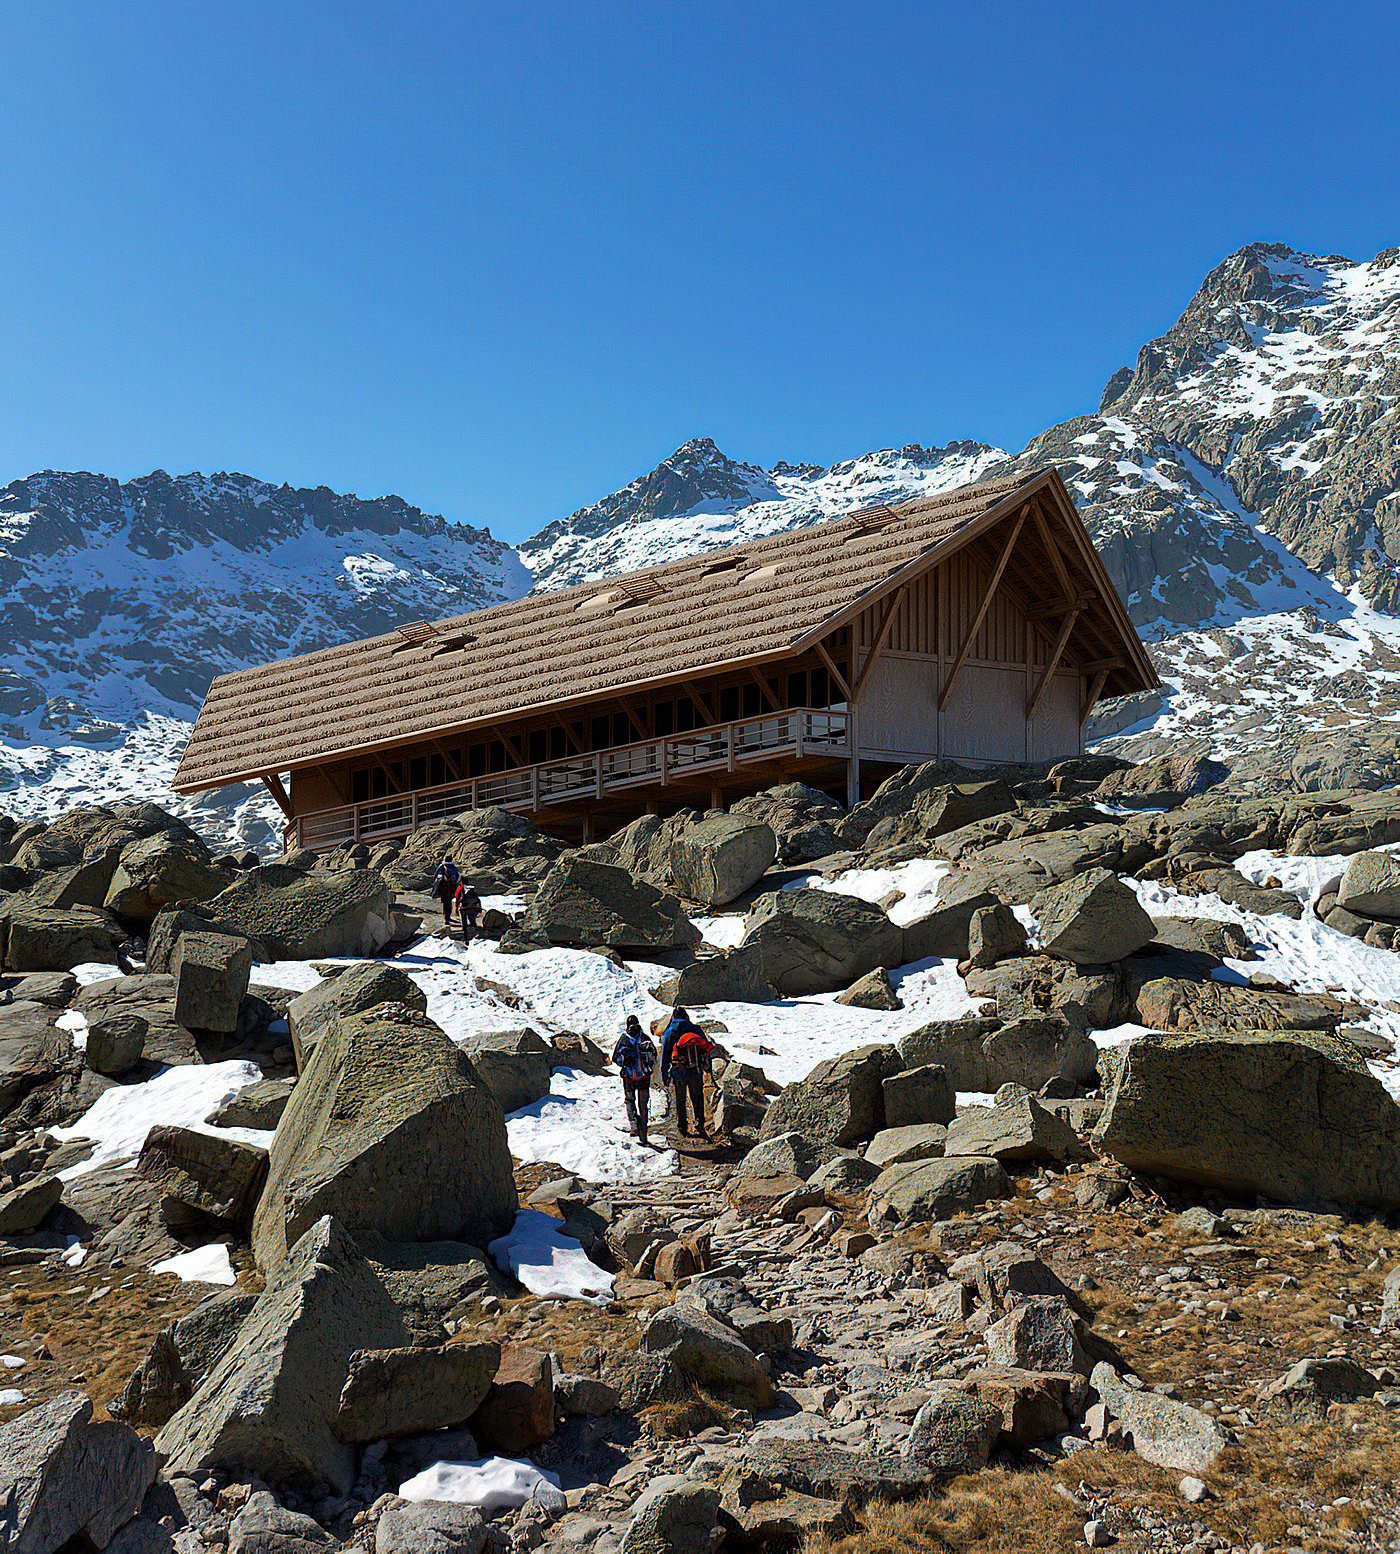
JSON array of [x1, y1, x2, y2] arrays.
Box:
[[172, 467, 1155, 792]]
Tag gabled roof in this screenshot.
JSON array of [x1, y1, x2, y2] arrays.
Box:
[[172, 467, 1157, 793]]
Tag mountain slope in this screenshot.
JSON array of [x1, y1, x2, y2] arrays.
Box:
[[0, 470, 530, 844], [0, 468, 529, 731]]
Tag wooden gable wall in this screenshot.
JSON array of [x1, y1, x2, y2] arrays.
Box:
[[851, 546, 1082, 767]]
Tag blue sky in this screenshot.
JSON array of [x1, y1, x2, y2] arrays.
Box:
[[0, 1, 1395, 542]]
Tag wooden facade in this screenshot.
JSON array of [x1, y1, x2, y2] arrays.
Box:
[[172, 468, 1158, 847]]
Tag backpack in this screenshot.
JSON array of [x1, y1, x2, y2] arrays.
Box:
[[672, 1026, 713, 1071], [615, 1033, 656, 1082], [436, 861, 459, 898]]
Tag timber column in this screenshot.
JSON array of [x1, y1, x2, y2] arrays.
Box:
[[846, 709, 860, 808]]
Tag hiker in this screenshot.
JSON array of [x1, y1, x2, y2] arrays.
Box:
[[612, 1014, 658, 1145], [659, 1005, 714, 1141], [455, 881, 483, 941], [432, 855, 460, 927]]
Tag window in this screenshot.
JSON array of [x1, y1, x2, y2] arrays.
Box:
[[719, 686, 739, 721], [654, 700, 674, 735], [742, 683, 761, 717], [529, 730, 546, 763], [701, 553, 747, 577], [469, 743, 486, 776], [591, 715, 609, 750], [550, 727, 566, 759], [352, 769, 369, 803], [787, 670, 807, 707], [409, 756, 427, 790]]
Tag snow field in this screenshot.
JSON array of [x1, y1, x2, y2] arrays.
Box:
[[52, 1060, 272, 1180]]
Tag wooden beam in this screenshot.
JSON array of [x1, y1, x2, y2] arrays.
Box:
[[370, 753, 403, 793], [314, 764, 349, 804], [1078, 656, 1124, 674], [261, 773, 294, 820], [1024, 590, 1096, 622], [748, 668, 783, 713], [851, 585, 907, 702], [1027, 608, 1081, 720], [429, 740, 463, 780], [1080, 667, 1110, 732], [682, 682, 718, 726], [499, 732, 526, 769], [813, 641, 854, 705], [959, 534, 1062, 654], [1032, 502, 1076, 601], [550, 713, 585, 754], [938, 507, 1028, 711], [614, 699, 649, 742]]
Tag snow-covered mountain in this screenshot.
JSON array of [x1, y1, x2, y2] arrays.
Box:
[[3, 240, 1399, 846], [518, 438, 1003, 588], [0, 470, 529, 845]]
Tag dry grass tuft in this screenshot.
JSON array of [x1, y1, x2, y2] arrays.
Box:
[[640, 1381, 738, 1439]]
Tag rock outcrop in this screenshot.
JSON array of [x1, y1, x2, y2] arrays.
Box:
[[252, 1003, 516, 1272], [1094, 1030, 1400, 1210]]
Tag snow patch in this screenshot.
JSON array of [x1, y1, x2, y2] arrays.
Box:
[[488, 1210, 614, 1304]]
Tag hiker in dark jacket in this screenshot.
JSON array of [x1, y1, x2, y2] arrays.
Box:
[[432, 857, 460, 926], [612, 1015, 658, 1144], [659, 1006, 714, 1141], [455, 883, 483, 941]]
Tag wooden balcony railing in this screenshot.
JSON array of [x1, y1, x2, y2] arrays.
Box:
[[287, 707, 850, 851]]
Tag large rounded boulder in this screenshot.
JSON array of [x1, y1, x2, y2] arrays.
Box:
[[670, 814, 777, 908], [252, 1003, 517, 1273], [1036, 868, 1155, 965], [203, 865, 393, 960], [757, 1044, 903, 1148], [104, 832, 233, 922], [1336, 850, 1400, 920], [1093, 1029, 1400, 1211], [522, 855, 700, 950], [739, 889, 903, 996]]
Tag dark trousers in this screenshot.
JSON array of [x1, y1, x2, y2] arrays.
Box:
[[672, 1069, 705, 1135], [439, 892, 453, 924], [623, 1078, 650, 1138]]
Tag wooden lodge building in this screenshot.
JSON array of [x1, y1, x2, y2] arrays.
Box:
[[172, 468, 1159, 851]]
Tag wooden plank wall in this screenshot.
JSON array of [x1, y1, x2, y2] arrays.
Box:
[[853, 550, 1083, 765]]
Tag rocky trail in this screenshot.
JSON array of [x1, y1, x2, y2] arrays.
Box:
[[5, 755, 1400, 1553]]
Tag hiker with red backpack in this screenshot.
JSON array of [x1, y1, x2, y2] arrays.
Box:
[[455, 881, 483, 941], [659, 1006, 717, 1141]]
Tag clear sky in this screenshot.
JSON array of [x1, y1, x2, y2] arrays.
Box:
[[0, 1, 1395, 542]]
